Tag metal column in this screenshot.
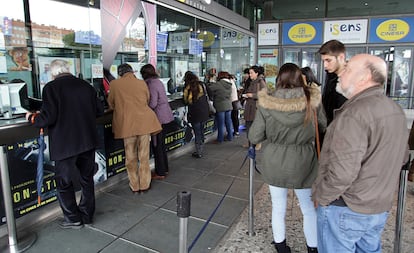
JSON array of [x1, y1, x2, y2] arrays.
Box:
[[0, 145, 36, 253]]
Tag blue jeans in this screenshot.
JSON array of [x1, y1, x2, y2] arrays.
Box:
[[192, 121, 204, 145], [215, 110, 233, 142], [317, 205, 388, 253]]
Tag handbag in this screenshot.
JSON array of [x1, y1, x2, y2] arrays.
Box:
[[208, 99, 216, 114], [232, 100, 242, 110], [202, 83, 216, 114]]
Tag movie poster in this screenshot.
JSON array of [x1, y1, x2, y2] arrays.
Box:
[[0, 125, 110, 225], [0, 136, 57, 225], [103, 123, 126, 178]]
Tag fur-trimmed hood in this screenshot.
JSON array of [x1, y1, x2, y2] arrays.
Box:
[[258, 86, 321, 111], [256, 86, 322, 127]]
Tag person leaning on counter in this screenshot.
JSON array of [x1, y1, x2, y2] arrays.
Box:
[[26, 59, 104, 229]]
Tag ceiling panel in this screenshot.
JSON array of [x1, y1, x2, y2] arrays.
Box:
[[269, 0, 414, 19]]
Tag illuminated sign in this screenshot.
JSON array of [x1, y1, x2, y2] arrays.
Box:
[[376, 19, 409, 41], [369, 17, 414, 43], [257, 23, 279, 46], [288, 23, 316, 43], [324, 19, 368, 44], [282, 21, 322, 45]]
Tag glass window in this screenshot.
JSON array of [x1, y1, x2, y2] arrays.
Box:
[[0, 0, 27, 84], [143, 5, 251, 97], [30, 0, 102, 96]]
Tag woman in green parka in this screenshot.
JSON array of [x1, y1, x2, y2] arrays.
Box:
[[248, 63, 326, 253]]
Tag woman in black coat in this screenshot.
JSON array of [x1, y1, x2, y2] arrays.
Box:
[[183, 72, 209, 158]]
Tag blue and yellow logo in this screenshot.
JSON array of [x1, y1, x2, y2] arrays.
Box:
[[376, 19, 409, 41], [288, 23, 316, 43]]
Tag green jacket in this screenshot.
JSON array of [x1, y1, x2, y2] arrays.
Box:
[[248, 87, 326, 188], [208, 79, 233, 112]]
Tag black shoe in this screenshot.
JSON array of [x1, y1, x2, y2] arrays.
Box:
[[81, 217, 93, 225], [139, 186, 151, 194], [192, 152, 202, 158], [307, 246, 318, 253], [271, 240, 291, 253], [59, 220, 84, 229]]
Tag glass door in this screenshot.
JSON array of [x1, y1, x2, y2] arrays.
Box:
[[282, 48, 321, 81], [369, 46, 414, 109], [282, 48, 300, 66], [301, 48, 321, 82], [345, 46, 366, 60]]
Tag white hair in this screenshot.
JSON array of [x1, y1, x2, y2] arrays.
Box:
[[50, 59, 70, 77]]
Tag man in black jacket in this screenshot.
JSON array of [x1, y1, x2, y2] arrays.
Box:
[[26, 59, 103, 229], [318, 40, 347, 125]]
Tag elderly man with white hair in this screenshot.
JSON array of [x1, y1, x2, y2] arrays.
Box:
[[312, 54, 409, 253]]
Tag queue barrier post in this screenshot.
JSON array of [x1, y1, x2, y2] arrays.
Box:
[[177, 191, 191, 253], [247, 145, 255, 236], [393, 156, 410, 253]]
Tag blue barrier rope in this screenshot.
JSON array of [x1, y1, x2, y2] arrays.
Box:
[[188, 149, 251, 252]]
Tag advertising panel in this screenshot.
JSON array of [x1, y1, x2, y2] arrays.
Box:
[[282, 21, 323, 45], [0, 137, 57, 225], [103, 123, 126, 178], [258, 23, 279, 46], [369, 17, 414, 43], [324, 19, 368, 44], [0, 124, 114, 225], [257, 49, 279, 91]]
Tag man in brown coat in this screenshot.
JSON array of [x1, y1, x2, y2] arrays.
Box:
[[108, 63, 161, 193]]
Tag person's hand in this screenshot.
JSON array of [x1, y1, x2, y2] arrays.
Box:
[[25, 112, 33, 121], [313, 200, 318, 208]]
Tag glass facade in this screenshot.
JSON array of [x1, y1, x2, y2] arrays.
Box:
[[0, 0, 252, 102], [0, 0, 102, 98]]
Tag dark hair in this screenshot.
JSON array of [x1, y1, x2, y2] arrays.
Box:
[[117, 63, 133, 77], [277, 63, 312, 123], [184, 72, 202, 104], [217, 71, 231, 80], [318, 40, 345, 56], [10, 78, 26, 83], [183, 70, 198, 86], [104, 68, 115, 82], [206, 68, 216, 77], [301, 67, 321, 86], [258, 66, 265, 76], [243, 68, 250, 74], [249, 65, 261, 74], [140, 64, 159, 80]]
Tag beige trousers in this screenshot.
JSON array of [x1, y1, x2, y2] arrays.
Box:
[[123, 135, 151, 191]]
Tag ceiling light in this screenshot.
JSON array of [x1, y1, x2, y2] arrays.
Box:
[[364, 2, 368, 6]]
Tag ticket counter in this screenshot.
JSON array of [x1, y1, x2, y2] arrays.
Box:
[[0, 99, 214, 228]]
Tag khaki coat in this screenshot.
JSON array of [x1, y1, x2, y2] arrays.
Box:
[[108, 72, 161, 139]]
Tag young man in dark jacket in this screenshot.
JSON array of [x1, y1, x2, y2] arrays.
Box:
[[318, 40, 347, 125]]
